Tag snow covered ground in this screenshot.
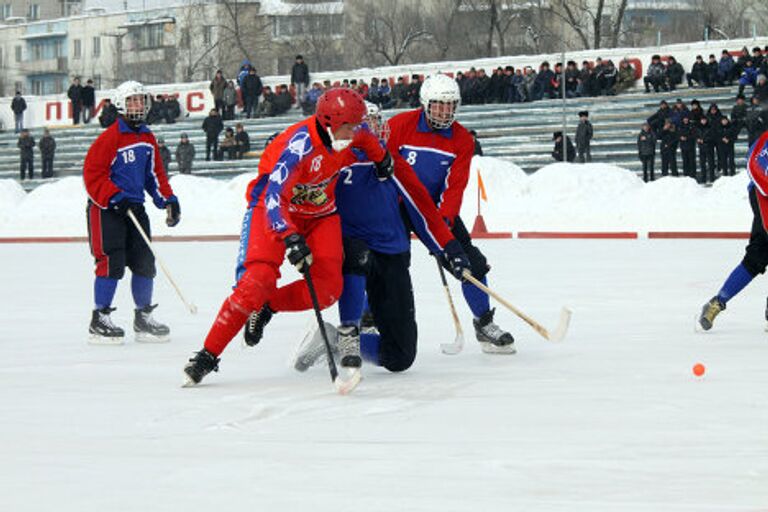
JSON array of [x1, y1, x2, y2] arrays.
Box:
[[0, 158, 754, 237], [1, 238, 767, 511]]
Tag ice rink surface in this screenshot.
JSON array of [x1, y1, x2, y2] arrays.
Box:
[[1, 239, 766, 511]]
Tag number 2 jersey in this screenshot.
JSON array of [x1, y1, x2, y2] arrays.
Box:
[[83, 117, 174, 208], [386, 108, 475, 222]]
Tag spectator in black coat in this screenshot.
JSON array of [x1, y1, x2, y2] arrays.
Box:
[[391, 77, 407, 108], [98, 98, 118, 128], [730, 94, 748, 134], [11, 91, 26, 133], [164, 95, 181, 124], [697, 117, 716, 184], [665, 57, 685, 91], [552, 131, 575, 162], [17, 129, 35, 180], [659, 120, 679, 177], [157, 137, 172, 172], [290, 55, 310, 109], [647, 100, 671, 135], [575, 111, 593, 163], [258, 86, 276, 117], [273, 84, 292, 115], [716, 116, 737, 176], [705, 54, 719, 87], [82, 79, 96, 124], [176, 133, 195, 174], [637, 123, 657, 182], [39, 128, 56, 178], [202, 109, 224, 161], [67, 77, 83, 125], [678, 116, 697, 178], [534, 61, 555, 100], [470, 130, 483, 156], [406, 74, 422, 108], [745, 97, 767, 147], [235, 123, 250, 159], [242, 68, 263, 119], [687, 55, 709, 88]]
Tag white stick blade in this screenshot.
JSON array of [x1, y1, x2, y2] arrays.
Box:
[[548, 307, 572, 342], [334, 369, 362, 395], [440, 332, 465, 355]]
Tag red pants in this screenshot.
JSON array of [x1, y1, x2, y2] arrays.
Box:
[[203, 208, 343, 356]]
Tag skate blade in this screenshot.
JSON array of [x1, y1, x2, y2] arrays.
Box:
[[693, 313, 710, 333], [135, 332, 171, 343], [480, 341, 517, 355], [88, 334, 125, 345], [181, 373, 198, 388], [334, 368, 362, 395]]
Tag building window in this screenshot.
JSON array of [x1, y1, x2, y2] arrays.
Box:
[[73, 39, 81, 59], [92, 36, 101, 57], [1, 4, 11, 20], [203, 25, 212, 45], [28, 4, 39, 20], [15, 45, 21, 62]]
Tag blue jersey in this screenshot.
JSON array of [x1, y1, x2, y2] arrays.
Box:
[[335, 148, 445, 255]]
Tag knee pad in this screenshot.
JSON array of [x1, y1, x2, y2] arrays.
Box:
[[342, 237, 371, 276]]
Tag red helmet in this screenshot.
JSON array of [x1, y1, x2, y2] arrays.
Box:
[[315, 88, 366, 133]]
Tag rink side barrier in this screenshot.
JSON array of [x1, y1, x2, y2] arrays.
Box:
[[0, 232, 754, 243]]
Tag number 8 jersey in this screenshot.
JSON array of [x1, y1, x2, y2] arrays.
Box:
[[386, 108, 475, 221]]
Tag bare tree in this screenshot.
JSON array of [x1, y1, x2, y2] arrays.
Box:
[[349, 0, 432, 67], [550, 0, 629, 50], [462, 0, 527, 57]]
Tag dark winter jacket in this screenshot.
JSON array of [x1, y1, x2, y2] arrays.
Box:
[[706, 105, 723, 126], [164, 97, 181, 122], [209, 77, 227, 101], [660, 126, 678, 153], [273, 90, 292, 114], [202, 115, 224, 139], [666, 62, 685, 84], [17, 134, 35, 158], [677, 121, 697, 150], [647, 107, 671, 135], [575, 120, 593, 149], [242, 74, 263, 99], [637, 129, 656, 157], [176, 141, 195, 170], [291, 62, 310, 86], [11, 96, 27, 114], [718, 55, 735, 79], [696, 120, 716, 147], [645, 62, 666, 79], [39, 135, 56, 158], [552, 137, 576, 162], [689, 61, 707, 80], [81, 85, 95, 107], [99, 104, 118, 128], [67, 84, 82, 105], [236, 131, 250, 153], [158, 145, 171, 172]]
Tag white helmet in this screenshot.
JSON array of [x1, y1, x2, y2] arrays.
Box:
[[419, 74, 461, 129], [363, 100, 390, 142], [113, 81, 150, 122]]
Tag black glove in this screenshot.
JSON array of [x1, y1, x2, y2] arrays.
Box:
[[374, 151, 394, 181], [165, 196, 181, 227], [285, 233, 313, 273], [110, 197, 133, 217], [443, 239, 471, 281]]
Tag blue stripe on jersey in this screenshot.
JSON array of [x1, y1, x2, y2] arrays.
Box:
[[235, 207, 254, 283], [248, 174, 269, 205], [264, 126, 313, 233], [397, 144, 456, 205], [335, 161, 409, 254]]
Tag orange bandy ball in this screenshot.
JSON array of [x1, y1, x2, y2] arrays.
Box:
[[693, 363, 706, 377]]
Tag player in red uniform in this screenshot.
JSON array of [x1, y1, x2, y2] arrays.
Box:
[[183, 88, 394, 386], [387, 74, 516, 353], [84, 81, 181, 345]]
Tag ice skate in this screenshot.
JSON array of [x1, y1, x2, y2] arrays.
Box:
[[183, 349, 220, 387], [243, 304, 274, 347], [337, 325, 362, 369], [293, 321, 337, 372], [88, 307, 125, 345], [134, 304, 170, 343], [473, 308, 516, 354], [697, 296, 725, 331]]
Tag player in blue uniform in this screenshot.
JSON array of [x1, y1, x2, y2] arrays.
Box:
[[292, 102, 470, 373], [698, 131, 768, 330]]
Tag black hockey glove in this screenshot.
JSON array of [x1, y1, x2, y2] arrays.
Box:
[[374, 151, 394, 181], [285, 233, 313, 273], [444, 239, 471, 281], [110, 197, 134, 217], [165, 196, 181, 227]]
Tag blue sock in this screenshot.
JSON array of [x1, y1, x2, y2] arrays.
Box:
[[462, 276, 490, 318], [360, 332, 381, 366], [131, 275, 154, 309], [338, 274, 366, 325], [717, 263, 755, 304], [94, 277, 119, 310]]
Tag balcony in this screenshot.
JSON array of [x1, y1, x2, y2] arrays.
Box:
[[20, 56, 68, 75]]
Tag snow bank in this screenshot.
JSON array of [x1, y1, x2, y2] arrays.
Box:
[[0, 157, 753, 237]]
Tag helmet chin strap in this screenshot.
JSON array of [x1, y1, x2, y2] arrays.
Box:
[[327, 127, 352, 152]]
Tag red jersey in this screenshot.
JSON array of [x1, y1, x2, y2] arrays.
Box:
[[387, 109, 474, 221], [83, 117, 173, 208]]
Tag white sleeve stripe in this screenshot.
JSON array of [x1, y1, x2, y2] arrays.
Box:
[[392, 175, 442, 250]]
